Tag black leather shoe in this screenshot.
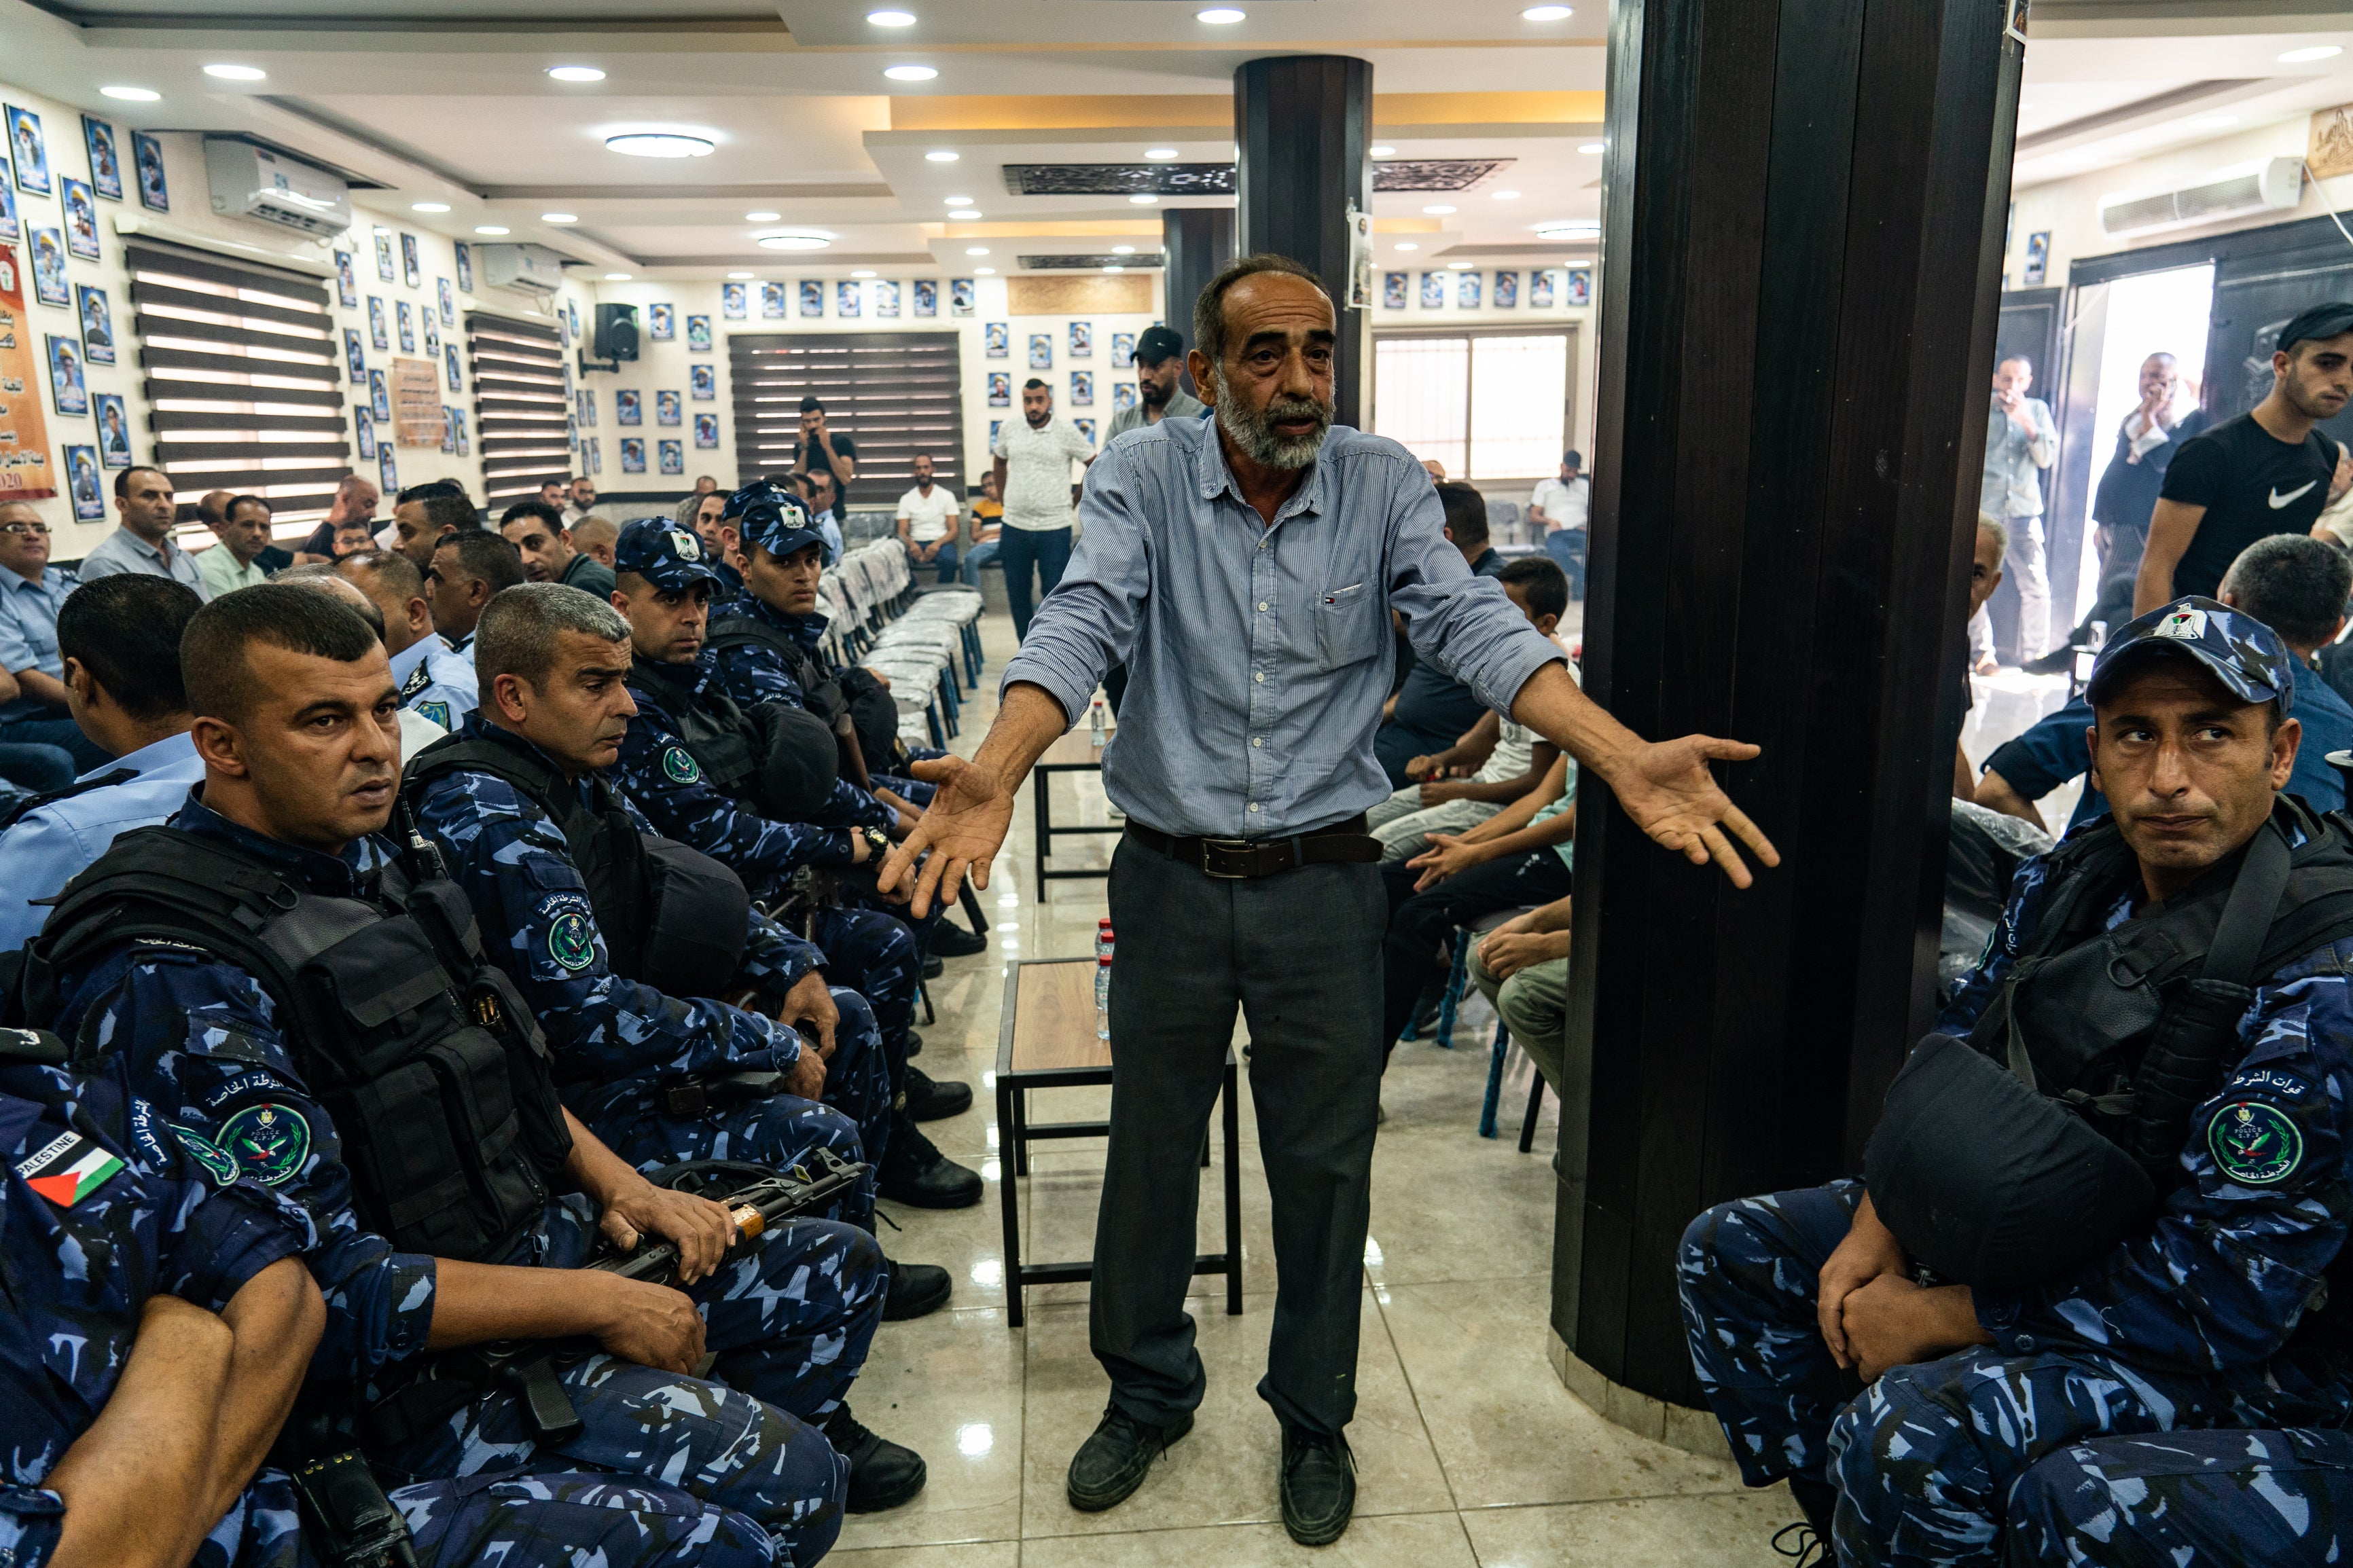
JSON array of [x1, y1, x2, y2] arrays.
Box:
[[825, 1404, 928, 1512], [905, 1063, 973, 1122], [878, 1117, 982, 1207], [1278, 1425, 1355, 1546], [882, 1257, 952, 1320], [922, 953, 945, 979], [927, 920, 989, 958], [1066, 1406, 1193, 1512]]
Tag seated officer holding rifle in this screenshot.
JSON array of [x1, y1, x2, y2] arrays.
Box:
[[1679, 597, 2353, 1565], [13, 584, 895, 1564]]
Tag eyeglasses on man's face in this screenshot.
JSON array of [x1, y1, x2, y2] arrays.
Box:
[[0, 521, 51, 537]]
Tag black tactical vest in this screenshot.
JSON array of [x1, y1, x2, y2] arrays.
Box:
[[707, 611, 903, 778], [401, 731, 750, 1000], [626, 657, 761, 800], [29, 820, 574, 1264], [626, 657, 842, 824]]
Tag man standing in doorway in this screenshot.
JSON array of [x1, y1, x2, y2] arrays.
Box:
[[1107, 325, 1206, 445], [77, 466, 209, 600], [990, 378, 1095, 642], [1529, 450, 1589, 598], [1978, 354, 2058, 663], [883, 254, 1777, 1546], [2134, 300, 2353, 615]]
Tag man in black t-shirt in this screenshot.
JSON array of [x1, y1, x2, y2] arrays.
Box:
[[792, 394, 859, 506], [2135, 299, 2353, 613]]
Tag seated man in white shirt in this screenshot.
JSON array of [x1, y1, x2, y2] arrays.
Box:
[[1528, 450, 1589, 598], [896, 452, 963, 583]]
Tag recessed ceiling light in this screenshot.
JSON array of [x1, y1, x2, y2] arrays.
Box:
[[867, 9, 917, 24], [1198, 7, 1246, 21], [925, 149, 959, 162], [852, 270, 877, 278], [1112, 244, 1136, 254], [884, 64, 939, 81], [203, 64, 266, 81], [965, 247, 990, 255], [1144, 148, 1180, 160], [756, 233, 833, 251], [944, 196, 973, 206], [2185, 114, 2238, 130], [412, 202, 452, 213], [1522, 3, 1574, 17], [101, 86, 160, 103], [2279, 44, 2343, 62], [606, 132, 715, 158], [547, 65, 606, 82], [475, 225, 509, 235], [1104, 265, 1125, 273], [1577, 142, 1605, 153], [1492, 189, 1521, 200], [541, 212, 578, 223], [1395, 242, 1419, 251], [728, 271, 755, 279], [745, 211, 781, 221], [954, 212, 986, 221], [604, 272, 632, 280], [1448, 261, 1473, 270], [1130, 194, 1160, 204], [974, 266, 995, 274], [1371, 145, 1396, 157], [1423, 204, 1456, 215]]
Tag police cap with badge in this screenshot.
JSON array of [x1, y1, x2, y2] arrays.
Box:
[[722, 480, 829, 567], [1867, 597, 2353, 1294]]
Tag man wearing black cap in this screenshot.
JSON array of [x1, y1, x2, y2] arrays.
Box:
[[1107, 325, 1204, 445], [2135, 301, 2353, 615], [1681, 593, 2353, 1565]]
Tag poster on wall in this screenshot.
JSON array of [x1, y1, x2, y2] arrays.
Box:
[[439, 405, 455, 454], [836, 280, 860, 318], [1074, 418, 1095, 446], [61, 180, 96, 261], [131, 132, 166, 213], [392, 357, 442, 445], [655, 389, 680, 426], [369, 368, 391, 421], [2022, 231, 2051, 286], [369, 297, 388, 350], [1563, 266, 1593, 306], [423, 318, 438, 360], [437, 277, 454, 327], [579, 389, 596, 426], [397, 299, 416, 353], [75, 285, 113, 365], [445, 344, 462, 391], [1111, 332, 1134, 369], [987, 371, 1009, 407], [95, 393, 129, 467], [689, 364, 715, 400], [334, 250, 357, 307], [761, 282, 788, 318], [950, 279, 974, 316], [355, 405, 376, 460], [694, 413, 719, 449], [1457, 272, 1481, 310], [588, 437, 601, 473], [29, 229, 65, 306], [81, 117, 121, 202], [7, 107, 51, 196], [988, 419, 1002, 450], [1028, 334, 1052, 371], [616, 388, 641, 425], [401, 232, 421, 289], [723, 282, 748, 320], [1494, 271, 1520, 309], [913, 279, 937, 317], [649, 303, 675, 341], [1068, 321, 1092, 359], [1384, 272, 1408, 310], [1530, 270, 1555, 308], [0, 244, 57, 500], [0, 179, 16, 242], [454, 242, 473, 293], [687, 314, 711, 351], [344, 327, 366, 378], [1420, 272, 1447, 310], [1070, 369, 1092, 406], [799, 280, 824, 318], [378, 445, 397, 492], [66, 447, 101, 520], [984, 323, 1008, 358], [659, 439, 683, 475], [374, 228, 395, 282], [876, 280, 899, 318], [451, 407, 469, 457], [46, 334, 86, 416], [1112, 382, 1137, 414], [620, 437, 645, 473]]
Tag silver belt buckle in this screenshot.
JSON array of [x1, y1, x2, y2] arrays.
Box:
[[1198, 837, 1254, 879]]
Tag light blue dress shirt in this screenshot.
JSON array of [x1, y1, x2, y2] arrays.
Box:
[[74, 526, 211, 598], [0, 566, 74, 721], [389, 636, 478, 731], [0, 729, 204, 947], [1004, 417, 1564, 839]]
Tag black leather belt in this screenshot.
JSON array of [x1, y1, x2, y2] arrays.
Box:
[[1125, 816, 1381, 879]]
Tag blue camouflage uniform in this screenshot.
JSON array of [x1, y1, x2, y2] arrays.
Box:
[[1678, 600, 2353, 1567], [390, 634, 478, 733], [408, 714, 896, 1191], [45, 797, 883, 1565], [0, 1055, 782, 1568], [2006, 1427, 2353, 1566]]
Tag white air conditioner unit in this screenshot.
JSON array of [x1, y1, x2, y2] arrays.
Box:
[[2099, 157, 2304, 238], [203, 139, 353, 240], [474, 243, 568, 296]]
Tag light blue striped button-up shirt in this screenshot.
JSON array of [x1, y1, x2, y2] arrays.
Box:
[[1004, 415, 1564, 839]]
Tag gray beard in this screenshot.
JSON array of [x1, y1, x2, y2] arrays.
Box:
[[1212, 375, 1331, 471]]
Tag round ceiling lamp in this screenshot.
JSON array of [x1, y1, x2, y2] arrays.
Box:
[[606, 132, 715, 158], [755, 232, 833, 251]]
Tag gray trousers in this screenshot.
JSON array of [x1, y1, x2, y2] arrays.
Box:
[[1094, 832, 1386, 1436]]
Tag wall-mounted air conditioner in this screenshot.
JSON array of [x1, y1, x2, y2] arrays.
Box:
[[2099, 158, 2304, 238], [203, 138, 353, 240], [473, 243, 568, 296]]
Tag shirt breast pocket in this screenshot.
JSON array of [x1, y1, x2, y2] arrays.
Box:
[[1314, 581, 1383, 672]]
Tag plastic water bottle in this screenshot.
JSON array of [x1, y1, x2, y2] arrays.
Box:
[[1096, 955, 1112, 1039], [1090, 698, 1107, 747], [1095, 917, 1112, 959]]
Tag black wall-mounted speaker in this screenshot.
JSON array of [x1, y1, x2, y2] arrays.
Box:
[[594, 304, 640, 362]]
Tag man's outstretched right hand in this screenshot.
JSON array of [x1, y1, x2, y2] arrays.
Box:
[[877, 754, 1017, 918]]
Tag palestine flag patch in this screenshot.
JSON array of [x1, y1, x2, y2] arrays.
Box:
[[14, 1129, 126, 1208]]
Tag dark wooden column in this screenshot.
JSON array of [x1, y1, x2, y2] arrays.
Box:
[[1557, 0, 2024, 1407], [1232, 55, 1371, 427], [1162, 207, 1236, 399]]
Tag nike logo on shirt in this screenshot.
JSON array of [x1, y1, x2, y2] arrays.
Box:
[[2269, 481, 2318, 509]]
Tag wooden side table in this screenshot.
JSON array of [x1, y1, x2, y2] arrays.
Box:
[[994, 955, 1243, 1328], [1032, 726, 1121, 895]]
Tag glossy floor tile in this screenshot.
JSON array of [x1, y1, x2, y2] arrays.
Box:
[[836, 606, 1797, 1564]]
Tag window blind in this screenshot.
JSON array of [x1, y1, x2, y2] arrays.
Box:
[[728, 332, 965, 507], [126, 240, 348, 527], [466, 311, 569, 505]]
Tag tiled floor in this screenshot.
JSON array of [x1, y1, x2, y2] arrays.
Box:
[[836, 606, 1795, 1565]]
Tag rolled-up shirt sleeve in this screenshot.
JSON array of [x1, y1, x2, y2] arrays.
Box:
[[1001, 446, 1151, 731], [1385, 474, 1565, 716]]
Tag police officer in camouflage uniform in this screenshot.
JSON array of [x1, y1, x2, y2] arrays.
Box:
[[606, 517, 980, 1203], [1, 1053, 777, 1568], [2005, 1427, 2353, 1565], [1678, 598, 2353, 1567], [36, 583, 893, 1559]]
